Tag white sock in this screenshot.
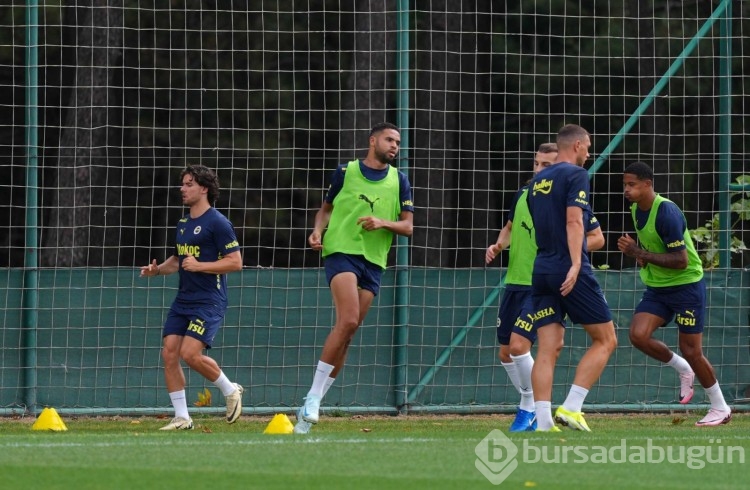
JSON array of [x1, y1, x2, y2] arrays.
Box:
[[534, 401, 554, 430], [705, 382, 731, 411], [667, 352, 693, 375], [212, 371, 237, 396], [308, 360, 335, 397], [169, 390, 190, 420], [501, 361, 521, 394], [562, 384, 589, 413], [322, 376, 336, 397], [510, 352, 535, 412]]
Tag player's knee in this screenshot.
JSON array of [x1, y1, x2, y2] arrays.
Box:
[[628, 329, 648, 349], [508, 340, 531, 357], [605, 332, 618, 353], [333, 317, 360, 339], [179, 349, 203, 368], [161, 348, 179, 366], [679, 343, 704, 363], [498, 349, 512, 363]]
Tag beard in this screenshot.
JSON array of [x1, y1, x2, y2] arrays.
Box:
[[374, 148, 394, 164]]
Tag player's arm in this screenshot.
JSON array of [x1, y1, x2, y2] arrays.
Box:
[[357, 210, 413, 237], [618, 204, 688, 269], [140, 254, 179, 277], [561, 206, 584, 296], [586, 226, 605, 252], [309, 201, 333, 251], [486, 220, 512, 264], [183, 250, 242, 274], [617, 234, 688, 269]]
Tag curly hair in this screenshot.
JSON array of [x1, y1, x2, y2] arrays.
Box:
[[181, 164, 220, 203]]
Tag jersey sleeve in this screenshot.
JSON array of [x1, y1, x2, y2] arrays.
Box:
[[566, 166, 591, 211], [655, 201, 688, 252], [324, 163, 348, 203], [214, 214, 241, 256], [398, 170, 415, 213], [585, 211, 601, 232], [506, 187, 527, 223]]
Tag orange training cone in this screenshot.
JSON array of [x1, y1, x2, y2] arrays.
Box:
[[32, 407, 68, 431], [263, 413, 294, 434]]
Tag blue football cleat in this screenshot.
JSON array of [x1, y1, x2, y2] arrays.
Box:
[[509, 408, 537, 432]]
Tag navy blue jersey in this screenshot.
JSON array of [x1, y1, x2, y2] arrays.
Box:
[[325, 160, 415, 213], [527, 162, 593, 273], [505, 186, 600, 235], [634, 200, 687, 252], [172, 207, 240, 307]]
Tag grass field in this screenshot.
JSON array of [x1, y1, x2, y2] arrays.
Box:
[[1, 411, 747, 490]]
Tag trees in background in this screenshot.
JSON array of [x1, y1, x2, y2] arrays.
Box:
[[1, 1, 743, 268]]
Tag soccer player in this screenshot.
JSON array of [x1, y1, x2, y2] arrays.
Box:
[[140, 164, 244, 430], [485, 142, 606, 432], [526, 124, 618, 432], [617, 161, 731, 426], [294, 122, 414, 434]]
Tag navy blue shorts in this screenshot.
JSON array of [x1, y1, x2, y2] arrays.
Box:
[[496, 286, 537, 345], [531, 271, 612, 329], [163, 302, 225, 348], [635, 279, 706, 334], [324, 253, 384, 296]]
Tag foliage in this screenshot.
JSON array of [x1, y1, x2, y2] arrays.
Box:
[[689, 175, 750, 268]]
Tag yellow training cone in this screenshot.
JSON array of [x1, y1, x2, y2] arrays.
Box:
[[263, 413, 294, 434], [32, 407, 68, 431]]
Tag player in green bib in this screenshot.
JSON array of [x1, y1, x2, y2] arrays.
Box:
[[295, 123, 414, 434], [487, 142, 605, 432], [618, 161, 731, 426]]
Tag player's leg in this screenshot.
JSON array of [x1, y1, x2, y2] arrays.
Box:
[[531, 322, 564, 431], [299, 272, 360, 426], [573, 321, 617, 389], [680, 331, 731, 426], [671, 281, 731, 426], [329, 285, 375, 377], [179, 310, 244, 423], [297, 256, 381, 433], [496, 291, 520, 394], [159, 310, 193, 430], [509, 332, 535, 431], [529, 273, 565, 432], [550, 320, 616, 432], [678, 332, 716, 387], [555, 274, 616, 431], [629, 311, 671, 361]]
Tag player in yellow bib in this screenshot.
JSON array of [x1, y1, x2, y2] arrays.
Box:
[[618, 161, 731, 427], [486, 142, 605, 431], [295, 123, 414, 433]]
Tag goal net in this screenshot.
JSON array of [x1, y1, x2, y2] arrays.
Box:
[[1, 0, 748, 414]]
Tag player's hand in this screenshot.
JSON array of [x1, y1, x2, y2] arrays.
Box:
[[485, 244, 499, 264], [357, 216, 384, 231], [560, 265, 580, 297], [181, 253, 201, 272], [140, 259, 159, 277], [617, 234, 639, 257], [308, 230, 323, 251]]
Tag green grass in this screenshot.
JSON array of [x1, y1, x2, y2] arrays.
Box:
[[1, 412, 747, 489]]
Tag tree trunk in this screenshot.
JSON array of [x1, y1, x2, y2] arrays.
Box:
[[337, 0, 395, 162], [41, 2, 124, 267], [411, 0, 493, 267]]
